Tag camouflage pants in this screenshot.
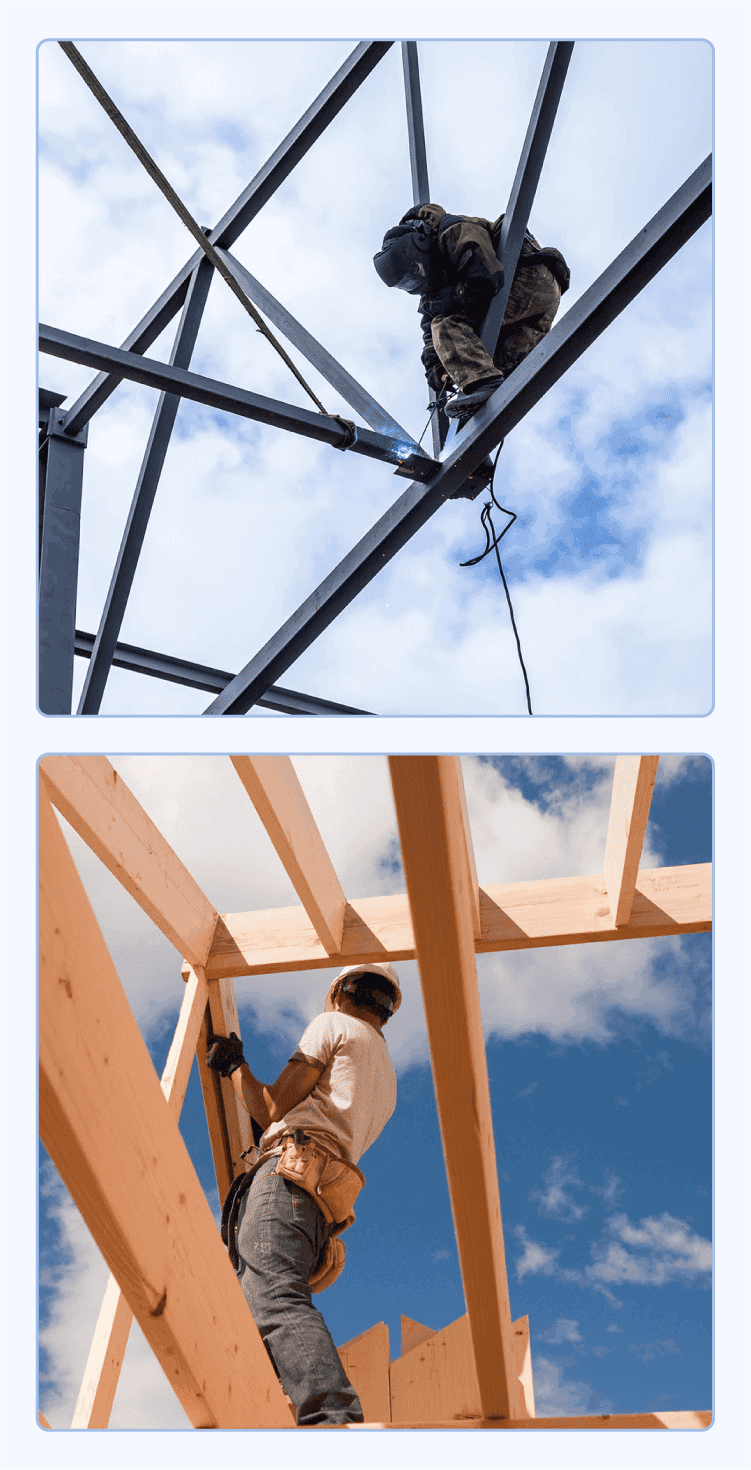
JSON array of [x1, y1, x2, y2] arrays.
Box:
[[431, 264, 560, 389]]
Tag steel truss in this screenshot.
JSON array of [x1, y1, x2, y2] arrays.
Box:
[[38, 40, 712, 714]]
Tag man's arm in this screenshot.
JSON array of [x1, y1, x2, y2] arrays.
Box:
[[230, 1057, 323, 1132]]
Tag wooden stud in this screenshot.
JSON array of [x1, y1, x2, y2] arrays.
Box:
[[70, 966, 209, 1428], [230, 755, 347, 953], [400, 1315, 435, 1357], [206, 862, 712, 979], [39, 787, 292, 1428], [390, 1313, 534, 1425], [337, 1322, 391, 1423], [39, 756, 218, 967], [604, 756, 660, 926], [389, 756, 524, 1422]]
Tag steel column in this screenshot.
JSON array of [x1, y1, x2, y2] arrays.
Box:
[[38, 408, 88, 712], [39, 325, 437, 480], [74, 631, 369, 714], [402, 42, 430, 205], [61, 42, 393, 437], [401, 41, 447, 459], [77, 258, 215, 714], [201, 155, 711, 714], [218, 249, 415, 443]]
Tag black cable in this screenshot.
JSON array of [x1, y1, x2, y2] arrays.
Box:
[[459, 444, 533, 715]]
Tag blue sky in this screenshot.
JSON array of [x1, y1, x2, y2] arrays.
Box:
[[37, 37, 712, 715], [38, 754, 712, 1428]]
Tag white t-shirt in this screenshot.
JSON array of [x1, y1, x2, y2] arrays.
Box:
[[260, 1011, 397, 1165]]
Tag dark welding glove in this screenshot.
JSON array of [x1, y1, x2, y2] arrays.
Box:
[[206, 1030, 246, 1077]]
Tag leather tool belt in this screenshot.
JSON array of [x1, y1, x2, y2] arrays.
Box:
[[220, 1131, 363, 1293]]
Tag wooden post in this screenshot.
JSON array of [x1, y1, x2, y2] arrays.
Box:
[[388, 756, 525, 1422], [230, 755, 347, 953], [603, 756, 660, 925], [39, 787, 292, 1428]]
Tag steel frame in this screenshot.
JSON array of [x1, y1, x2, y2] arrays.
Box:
[[38, 40, 712, 715]]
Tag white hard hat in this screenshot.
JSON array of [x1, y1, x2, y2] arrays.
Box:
[[324, 962, 402, 1016]]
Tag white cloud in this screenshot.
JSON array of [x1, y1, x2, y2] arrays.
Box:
[[536, 1318, 583, 1346], [531, 1157, 589, 1223], [532, 1356, 614, 1417], [514, 1226, 560, 1280], [587, 1213, 712, 1287]]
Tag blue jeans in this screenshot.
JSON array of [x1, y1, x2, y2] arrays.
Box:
[[234, 1156, 364, 1425]]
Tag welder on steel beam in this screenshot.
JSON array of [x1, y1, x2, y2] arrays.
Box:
[[374, 203, 569, 426], [206, 963, 401, 1427]]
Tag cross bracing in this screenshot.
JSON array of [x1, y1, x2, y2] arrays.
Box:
[[39, 753, 711, 1428], [38, 41, 712, 716]]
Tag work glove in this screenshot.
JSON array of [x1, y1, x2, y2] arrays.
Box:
[[426, 362, 450, 394], [206, 1030, 245, 1077]]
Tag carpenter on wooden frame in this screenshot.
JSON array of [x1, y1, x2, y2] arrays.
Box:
[[38, 754, 711, 1428]]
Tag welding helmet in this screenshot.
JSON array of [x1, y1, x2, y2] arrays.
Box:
[[373, 219, 433, 294], [325, 963, 402, 1018]]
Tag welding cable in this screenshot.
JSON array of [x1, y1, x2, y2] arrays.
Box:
[[459, 447, 533, 716], [58, 41, 331, 417]]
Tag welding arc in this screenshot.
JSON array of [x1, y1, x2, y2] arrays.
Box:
[[58, 41, 330, 417]]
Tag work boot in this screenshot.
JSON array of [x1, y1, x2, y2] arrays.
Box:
[[445, 374, 505, 419]]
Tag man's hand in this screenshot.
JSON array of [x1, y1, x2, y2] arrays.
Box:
[[206, 1030, 246, 1077], [426, 363, 450, 394]]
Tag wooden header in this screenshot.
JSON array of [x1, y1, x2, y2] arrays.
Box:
[[206, 863, 712, 979]]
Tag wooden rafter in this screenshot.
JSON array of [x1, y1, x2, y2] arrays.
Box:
[[389, 755, 524, 1421], [39, 755, 218, 967], [604, 755, 660, 925], [230, 755, 347, 953], [206, 862, 711, 978], [39, 785, 292, 1428]]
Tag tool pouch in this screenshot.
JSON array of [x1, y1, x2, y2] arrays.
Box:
[[309, 1234, 346, 1294], [275, 1132, 365, 1229]]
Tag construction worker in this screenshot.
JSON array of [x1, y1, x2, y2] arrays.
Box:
[[373, 203, 568, 425], [206, 962, 400, 1427]]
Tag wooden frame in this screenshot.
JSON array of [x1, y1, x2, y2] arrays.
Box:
[[38, 753, 711, 1429]]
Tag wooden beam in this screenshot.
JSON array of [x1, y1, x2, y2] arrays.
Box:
[[337, 1323, 391, 1423], [39, 787, 292, 1428], [39, 756, 218, 968], [351, 1411, 712, 1428], [388, 756, 523, 1422], [71, 965, 209, 1428], [206, 862, 712, 979], [205, 975, 256, 1175], [604, 756, 660, 925], [230, 755, 347, 954]]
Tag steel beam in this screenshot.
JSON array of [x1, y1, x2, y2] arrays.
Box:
[[218, 249, 415, 443], [38, 408, 88, 713], [74, 630, 371, 715], [77, 258, 215, 714], [481, 41, 574, 357], [60, 43, 393, 437], [202, 155, 711, 714], [39, 324, 436, 479]]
